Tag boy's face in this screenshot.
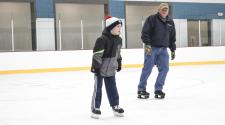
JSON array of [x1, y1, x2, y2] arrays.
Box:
[[111, 24, 122, 35]]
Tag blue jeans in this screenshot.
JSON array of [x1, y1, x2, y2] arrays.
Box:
[[91, 75, 119, 110], [138, 47, 169, 92]]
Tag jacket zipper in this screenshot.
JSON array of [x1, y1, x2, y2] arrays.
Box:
[[105, 37, 115, 75]]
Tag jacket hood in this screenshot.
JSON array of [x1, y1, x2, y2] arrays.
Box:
[[102, 28, 110, 37], [102, 28, 120, 38]]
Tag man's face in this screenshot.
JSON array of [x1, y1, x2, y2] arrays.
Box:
[[159, 8, 169, 18], [111, 24, 122, 36]]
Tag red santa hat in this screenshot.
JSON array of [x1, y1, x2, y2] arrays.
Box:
[[105, 15, 122, 31]]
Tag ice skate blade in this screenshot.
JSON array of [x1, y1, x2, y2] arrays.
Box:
[[154, 95, 165, 99], [91, 114, 100, 119], [138, 95, 149, 99], [113, 112, 124, 117]]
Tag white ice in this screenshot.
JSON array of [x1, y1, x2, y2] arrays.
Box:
[[0, 65, 225, 125]]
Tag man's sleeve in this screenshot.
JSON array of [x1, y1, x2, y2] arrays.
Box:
[[141, 16, 154, 45], [169, 21, 176, 52]]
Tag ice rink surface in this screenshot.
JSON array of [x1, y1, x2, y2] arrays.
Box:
[[0, 64, 225, 125]]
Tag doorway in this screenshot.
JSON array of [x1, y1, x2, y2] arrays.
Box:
[[187, 20, 211, 47]]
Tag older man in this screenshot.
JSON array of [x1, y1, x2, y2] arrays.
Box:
[[137, 3, 176, 99]]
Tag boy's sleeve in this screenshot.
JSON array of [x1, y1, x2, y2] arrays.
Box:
[[117, 41, 122, 72], [117, 52, 122, 72], [91, 37, 105, 73]]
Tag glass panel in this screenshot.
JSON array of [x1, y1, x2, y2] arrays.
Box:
[[13, 3, 32, 51], [0, 2, 32, 52], [188, 21, 199, 47], [200, 21, 210, 46], [188, 20, 211, 47], [82, 6, 104, 50], [56, 3, 104, 50], [126, 5, 158, 48], [56, 6, 82, 50], [0, 4, 11, 51]]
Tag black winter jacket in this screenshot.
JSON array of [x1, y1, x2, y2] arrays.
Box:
[[141, 12, 176, 52], [91, 28, 122, 77]]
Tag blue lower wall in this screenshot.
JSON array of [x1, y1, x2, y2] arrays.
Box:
[[109, 0, 125, 18], [172, 2, 225, 19], [35, 0, 54, 18]]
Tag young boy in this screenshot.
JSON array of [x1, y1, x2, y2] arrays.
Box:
[[90, 16, 124, 119]]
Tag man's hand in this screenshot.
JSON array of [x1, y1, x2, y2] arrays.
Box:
[[145, 45, 152, 55], [171, 51, 175, 60]]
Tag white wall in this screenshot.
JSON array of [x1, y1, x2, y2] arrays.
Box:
[[120, 19, 126, 48], [36, 18, 55, 51], [1, 46, 225, 71], [174, 19, 188, 48], [212, 19, 225, 46]]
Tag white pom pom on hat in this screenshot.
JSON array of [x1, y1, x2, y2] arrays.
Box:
[[105, 15, 122, 31]]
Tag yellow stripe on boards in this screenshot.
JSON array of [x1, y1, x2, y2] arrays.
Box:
[[0, 67, 90, 75], [0, 60, 225, 75], [123, 60, 225, 68], [169, 60, 225, 66]]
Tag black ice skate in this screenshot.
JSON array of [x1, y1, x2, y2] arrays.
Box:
[[137, 91, 150, 99], [91, 108, 101, 119], [154, 90, 165, 99], [112, 105, 124, 117]]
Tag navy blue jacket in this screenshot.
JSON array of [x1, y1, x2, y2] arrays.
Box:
[[141, 13, 176, 52]]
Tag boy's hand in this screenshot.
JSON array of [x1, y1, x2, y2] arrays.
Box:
[[91, 68, 100, 75]]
